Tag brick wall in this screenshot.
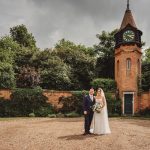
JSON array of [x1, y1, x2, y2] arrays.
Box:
[[0, 89, 73, 108], [0, 89, 11, 100], [0, 89, 149, 113], [43, 90, 72, 108], [138, 91, 150, 110]]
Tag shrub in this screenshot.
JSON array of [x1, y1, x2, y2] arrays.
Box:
[[0, 63, 16, 89], [10, 87, 52, 116], [139, 107, 150, 117], [34, 105, 54, 117], [58, 91, 85, 115], [91, 78, 116, 92], [58, 90, 121, 116], [56, 112, 65, 118], [106, 93, 121, 116], [29, 113, 35, 117], [65, 111, 80, 117], [48, 114, 56, 118], [0, 98, 12, 117]]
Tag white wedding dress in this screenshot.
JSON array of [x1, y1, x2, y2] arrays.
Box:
[[91, 90, 111, 135]]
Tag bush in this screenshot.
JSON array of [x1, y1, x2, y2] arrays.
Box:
[[139, 107, 150, 117], [0, 63, 16, 89], [10, 87, 53, 117], [0, 98, 12, 117], [56, 112, 65, 118], [106, 93, 121, 116], [91, 78, 116, 92], [141, 62, 150, 92], [58, 90, 121, 116], [0, 88, 55, 117], [65, 111, 80, 117], [29, 113, 35, 117], [35, 105, 54, 117], [58, 91, 85, 115], [48, 114, 57, 118]]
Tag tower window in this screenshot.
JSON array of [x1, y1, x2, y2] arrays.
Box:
[[126, 58, 131, 76], [126, 58, 131, 70], [137, 59, 141, 75], [117, 60, 119, 76]]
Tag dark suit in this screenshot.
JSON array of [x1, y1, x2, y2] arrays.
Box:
[[83, 95, 95, 133]]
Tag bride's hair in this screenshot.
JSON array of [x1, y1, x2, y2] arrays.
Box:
[[96, 88, 102, 96], [97, 88, 102, 92]]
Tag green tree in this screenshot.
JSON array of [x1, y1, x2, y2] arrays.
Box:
[[54, 39, 96, 89], [144, 48, 150, 63], [10, 24, 36, 50], [9, 25, 39, 73], [0, 36, 17, 88], [94, 29, 118, 79], [0, 62, 15, 89], [32, 49, 72, 90], [142, 48, 150, 91], [0, 47, 15, 88]]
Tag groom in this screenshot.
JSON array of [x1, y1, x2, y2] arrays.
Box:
[[83, 88, 95, 135]]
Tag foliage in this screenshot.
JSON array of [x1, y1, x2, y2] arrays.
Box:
[[139, 107, 150, 117], [54, 39, 96, 90], [34, 105, 54, 117], [105, 93, 122, 115], [141, 62, 150, 91], [91, 78, 116, 92], [65, 111, 81, 117], [48, 114, 57, 118], [16, 66, 40, 88], [58, 91, 85, 115], [29, 113, 35, 117], [0, 63, 16, 89], [144, 48, 150, 63], [10, 87, 50, 116], [0, 26, 39, 89], [0, 46, 16, 88], [0, 36, 20, 56], [0, 88, 55, 117], [141, 48, 150, 91], [58, 91, 121, 116], [0, 24, 150, 91], [94, 29, 118, 79], [32, 50, 72, 90], [10, 24, 36, 49], [0, 98, 12, 117]]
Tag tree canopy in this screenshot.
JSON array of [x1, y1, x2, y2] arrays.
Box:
[[94, 29, 118, 79], [0, 24, 149, 91]]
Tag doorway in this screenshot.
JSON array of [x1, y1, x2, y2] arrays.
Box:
[[123, 92, 134, 115]]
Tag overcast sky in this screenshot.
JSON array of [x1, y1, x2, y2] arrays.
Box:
[[0, 0, 149, 50]]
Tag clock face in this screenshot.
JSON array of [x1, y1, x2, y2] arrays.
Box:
[[123, 30, 135, 42]]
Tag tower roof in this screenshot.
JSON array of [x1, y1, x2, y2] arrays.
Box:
[[120, 0, 137, 30], [120, 9, 137, 30]]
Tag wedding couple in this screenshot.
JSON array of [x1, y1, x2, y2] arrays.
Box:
[[83, 87, 111, 135]]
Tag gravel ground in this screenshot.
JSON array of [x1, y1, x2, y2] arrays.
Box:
[[0, 117, 149, 150]]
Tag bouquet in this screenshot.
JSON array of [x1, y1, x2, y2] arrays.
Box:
[[92, 102, 103, 113]]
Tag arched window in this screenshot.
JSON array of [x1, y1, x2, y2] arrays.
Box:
[[126, 58, 131, 76], [137, 59, 141, 75], [126, 58, 131, 70], [117, 60, 119, 76]]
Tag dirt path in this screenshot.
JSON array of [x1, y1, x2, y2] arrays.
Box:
[[0, 118, 149, 150]]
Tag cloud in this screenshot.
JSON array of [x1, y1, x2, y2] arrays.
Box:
[[0, 0, 149, 49]]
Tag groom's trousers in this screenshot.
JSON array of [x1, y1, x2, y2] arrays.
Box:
[[84, 111, 93, 133]]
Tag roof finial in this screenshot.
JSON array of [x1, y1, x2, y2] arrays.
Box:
[[127, 0, 130, 10]]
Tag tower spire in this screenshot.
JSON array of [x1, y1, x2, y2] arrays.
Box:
[[120, 0, 137, 30], [127, 0, 130, 10]]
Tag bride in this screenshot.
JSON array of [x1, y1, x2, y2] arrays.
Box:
[[92, 88, 111, 135]]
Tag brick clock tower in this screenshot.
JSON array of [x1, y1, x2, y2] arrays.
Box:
[[114, 0, 142, 115]]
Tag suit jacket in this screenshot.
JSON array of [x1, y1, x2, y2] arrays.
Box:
[[83, 95, 95, 113]]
